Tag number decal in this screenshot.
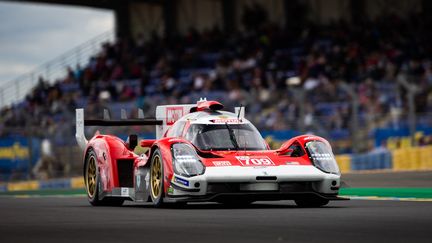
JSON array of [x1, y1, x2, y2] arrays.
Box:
[[236, 156, 275, 166]]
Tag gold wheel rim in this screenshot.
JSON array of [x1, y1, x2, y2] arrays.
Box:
[[86, 157, 97, 198], [151, 155, 162, 199]]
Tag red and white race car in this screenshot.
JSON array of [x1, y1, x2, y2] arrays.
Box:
[[76, 99, 347, 207]]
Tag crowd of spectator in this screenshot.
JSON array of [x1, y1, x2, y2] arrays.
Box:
[[2, 12, 432, 154]]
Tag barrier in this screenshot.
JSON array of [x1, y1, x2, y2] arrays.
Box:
[[392, 146, 432, 171], [419, 146, 432, 169], [350, 150, 392, 171], [348, 146, 432, 172], [335, 155, 351, 173], [0, 136, 31, 171], [6, 180, 39, 191], [0, 177, 84, 192]]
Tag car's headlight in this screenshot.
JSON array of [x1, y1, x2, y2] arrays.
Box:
[[305, 141, 340, 175], [172, 143, 205, 177]]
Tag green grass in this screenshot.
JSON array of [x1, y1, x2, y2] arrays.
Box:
[[340, 188, 432, 199]]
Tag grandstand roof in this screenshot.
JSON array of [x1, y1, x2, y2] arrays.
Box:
[[1, 0, 160, 10]]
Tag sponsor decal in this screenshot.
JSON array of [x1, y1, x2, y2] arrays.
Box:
[[166, 107, 184, 125], [121, 187, 129, 196], [145, 173, 150, 190], [304, 136, 319, 140], [212, 161, 232, 166], [285, 161, 300, 165], [136, 175, 141, 187], [174, 176, 189, 186], [167, 186, 174, 194], [235, 156, 275, 166], [0, 141, 29, 160], [210, 118, 241, 123]]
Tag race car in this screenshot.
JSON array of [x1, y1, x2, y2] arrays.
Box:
[[75, 99, 347, 207]]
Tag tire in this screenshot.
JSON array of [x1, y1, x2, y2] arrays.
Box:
[[294, 197, 329, 208], [84, 149, 124, 206], [149, 149, 164, 207]]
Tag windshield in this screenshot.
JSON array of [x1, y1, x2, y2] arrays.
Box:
[[185, 123, 267, 151]]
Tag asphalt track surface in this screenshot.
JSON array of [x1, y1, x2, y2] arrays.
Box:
[[1, 196, 431, 243]]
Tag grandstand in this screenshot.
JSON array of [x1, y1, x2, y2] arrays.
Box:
[[1, 0, 432, 181]]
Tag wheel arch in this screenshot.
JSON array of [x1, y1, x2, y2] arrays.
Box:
[[83, 146, 95, 176], [146, 145, 160, 168], [147, 139, 176, 195], [83, 135, 125, 191]]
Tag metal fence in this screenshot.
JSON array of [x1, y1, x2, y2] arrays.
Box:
[[0, 30, 115, 108]]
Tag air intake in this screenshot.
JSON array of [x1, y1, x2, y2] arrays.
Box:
[[256, 176, 277, 181], [190, 99, 224, 112], [117, 159, 134, 187]]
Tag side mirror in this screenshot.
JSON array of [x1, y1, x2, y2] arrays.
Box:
[[276, 141, 291, 154], [284, 148, 294, 156], [126, 134, 138, 150], [264, 139, 271, 150], [140, 139, 156, 148], [276, 140, 305, 157]]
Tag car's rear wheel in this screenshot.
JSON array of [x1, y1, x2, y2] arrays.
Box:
[[150, 149, 164, 207], [294, 197, 329, 208], [85, 152, 98, 202], [84, 149, 124, 206]]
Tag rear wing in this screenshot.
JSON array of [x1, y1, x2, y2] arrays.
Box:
[[75, 108, 162, 150], [76, 99, 246, 150]]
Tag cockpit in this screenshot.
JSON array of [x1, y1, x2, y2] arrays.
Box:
[[184, 123, 267, 151]]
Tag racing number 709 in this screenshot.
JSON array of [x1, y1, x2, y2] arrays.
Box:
[[237, 156, 275, 166]]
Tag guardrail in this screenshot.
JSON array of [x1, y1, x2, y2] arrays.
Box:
[[0, 177, 84, 192]]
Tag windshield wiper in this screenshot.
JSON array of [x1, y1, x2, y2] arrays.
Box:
[[225, 122, 240, 150]]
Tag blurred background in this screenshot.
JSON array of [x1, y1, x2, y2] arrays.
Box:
[[1, 0, 432, 183]]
